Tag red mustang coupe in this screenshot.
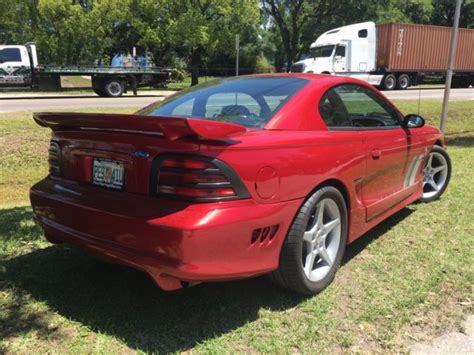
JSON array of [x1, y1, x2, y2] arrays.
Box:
[[30, 74, 451, 294]]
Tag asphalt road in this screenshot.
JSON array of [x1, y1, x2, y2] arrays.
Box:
[[385, 87, 473, 101], [0, 95, 166, 113], [0, 88, 472, 113]]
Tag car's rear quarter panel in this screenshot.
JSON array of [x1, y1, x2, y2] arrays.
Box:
[[202, 130, 368, 242]]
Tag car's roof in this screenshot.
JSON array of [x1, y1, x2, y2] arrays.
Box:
[[237, 73, 355, 85]]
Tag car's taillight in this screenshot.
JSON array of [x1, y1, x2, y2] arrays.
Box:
[[151, 155, 250, 202], [48, 140, 62, 177]]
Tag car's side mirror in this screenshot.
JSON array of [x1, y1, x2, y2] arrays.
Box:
[[403, 114, 425, 128]]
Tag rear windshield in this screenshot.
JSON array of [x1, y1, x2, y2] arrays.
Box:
[[139, 77, 308, 128]]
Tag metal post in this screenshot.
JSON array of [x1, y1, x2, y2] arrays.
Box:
[[440, 0, 462, 133], [235, 34, 240, 76]]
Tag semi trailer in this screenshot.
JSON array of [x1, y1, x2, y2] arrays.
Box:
[[291, 22, 474, 90], [0, 43, 174, 96]]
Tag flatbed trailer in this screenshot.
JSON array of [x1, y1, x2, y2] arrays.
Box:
[[0, 43, 174, 97]]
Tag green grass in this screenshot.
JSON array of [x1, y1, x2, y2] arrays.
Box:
[[60, 76, 92, 88], [0, 103, 473, 353], [392, 99, 474, 135], [166, 75, 219, 90], [0, 108, 139, 206]]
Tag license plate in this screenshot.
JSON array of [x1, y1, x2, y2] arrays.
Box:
[[92, 159, 124, 190]]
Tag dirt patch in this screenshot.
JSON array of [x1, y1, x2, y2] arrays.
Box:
[[409, 314, 473, 354], [401, 284, 472, 351]]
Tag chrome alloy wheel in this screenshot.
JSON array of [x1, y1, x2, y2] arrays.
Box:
[[302, 198, 341, 282], [422, 151, 449, 199]]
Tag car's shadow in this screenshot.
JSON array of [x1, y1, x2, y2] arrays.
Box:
[[1, 205, 413, 352]]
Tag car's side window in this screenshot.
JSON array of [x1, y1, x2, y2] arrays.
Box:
[[319, 90, 352, 127], [319, 84, 401, 129], [334, 85, 401, 128]]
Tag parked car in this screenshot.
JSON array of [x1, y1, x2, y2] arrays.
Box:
[[30, 74, 451, 295]]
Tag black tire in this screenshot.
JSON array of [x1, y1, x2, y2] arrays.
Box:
[[420, 145, 451, 203], [451, 76, 472, 88], [270, 186, 348, 295], [382, 74, 397, 90], [397, 74, 410, 90], [92, 79, 106, 97], [102, 79, 124, 97], [93, 88, 105, 96]]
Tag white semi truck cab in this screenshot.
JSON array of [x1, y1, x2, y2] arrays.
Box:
[[291, 21, 474, 90], [291, 22, 384, 86]]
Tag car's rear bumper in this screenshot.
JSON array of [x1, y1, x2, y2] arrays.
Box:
[[30, 177, 302, 290]]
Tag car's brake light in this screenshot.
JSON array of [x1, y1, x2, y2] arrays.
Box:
[[151, 155, 250, 202], [48, 140, 62, 177]]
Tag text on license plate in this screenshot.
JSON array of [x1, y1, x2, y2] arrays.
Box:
[[92, 159, 124, 190]]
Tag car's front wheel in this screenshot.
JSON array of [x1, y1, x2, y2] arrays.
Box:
[[270, 186, 348, 295], [420, 145, 451, 202]]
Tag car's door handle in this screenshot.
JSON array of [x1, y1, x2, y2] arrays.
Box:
[[370, 149, 382, 160]]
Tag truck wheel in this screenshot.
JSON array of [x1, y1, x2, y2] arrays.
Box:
[[451, 77, 462, 88], [396, 74, 410, 90], [382, 74, 396, 90], [103, 79, 124, 97], [451, 77, 471, 88]]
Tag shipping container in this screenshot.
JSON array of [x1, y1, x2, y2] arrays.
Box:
[[376, 23, 474, 72]]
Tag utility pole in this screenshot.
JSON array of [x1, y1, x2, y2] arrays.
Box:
[[440, 0, 462, 133], [235, 34, 240, 76]]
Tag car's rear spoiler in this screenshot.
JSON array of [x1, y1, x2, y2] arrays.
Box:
[[33, 112, 247, 141]]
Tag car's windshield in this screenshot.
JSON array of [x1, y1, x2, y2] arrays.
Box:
[[138, 77, 308, 128], [309, 45, 334, 58]]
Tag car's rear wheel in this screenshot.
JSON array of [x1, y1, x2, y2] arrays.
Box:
[[270, 186, 348, 295], [420, 145, 451, 202]]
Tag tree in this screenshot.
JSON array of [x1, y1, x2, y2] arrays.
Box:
[[126, 0, 259, 85], [0, 0, 18, 43], [431, 0, 474, 28], [170, 0, 260, 85], [261, 0, 374, 70], [261, 0, 307, 70], [1, 0, 127, 64], [36, 0, 127, 64]]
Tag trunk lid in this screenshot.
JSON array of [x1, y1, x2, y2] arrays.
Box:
[[35, 112, 247, 195]]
